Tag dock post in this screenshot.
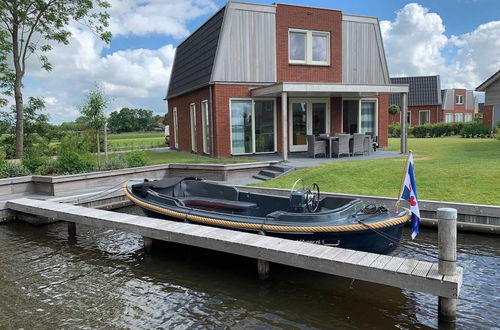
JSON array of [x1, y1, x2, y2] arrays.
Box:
[[143, 237, 153, 253], [257, 259, 270, 280], [437, 208, 457, 324], [68, 222, 76, 237]]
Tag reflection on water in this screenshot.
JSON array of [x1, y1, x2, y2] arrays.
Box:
[[0, 206, 498, 329]]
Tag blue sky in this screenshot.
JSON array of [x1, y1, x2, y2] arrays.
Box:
[[21, 0, 500, 123]]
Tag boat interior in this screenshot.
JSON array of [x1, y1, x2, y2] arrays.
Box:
[[132, 178, 361, 218]]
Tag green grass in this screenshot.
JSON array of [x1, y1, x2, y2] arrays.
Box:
[[254, 138, 500, 205], [107, 131, 164, 140]]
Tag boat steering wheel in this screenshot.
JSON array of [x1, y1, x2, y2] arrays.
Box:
[[305, 183, 320, 213], [290, 179, 321, 213]]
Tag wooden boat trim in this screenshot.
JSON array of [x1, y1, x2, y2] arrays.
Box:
[[123, 182, 411, 233]]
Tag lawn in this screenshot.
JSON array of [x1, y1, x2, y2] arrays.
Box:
[[107, 131, 166, 151], [254, 138, 500, 205]]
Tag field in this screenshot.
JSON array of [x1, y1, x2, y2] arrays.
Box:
[[254, 138, 500, 205], [107, 131, 166, 151]]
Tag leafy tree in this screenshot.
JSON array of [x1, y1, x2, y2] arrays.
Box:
[[0, 0, 112, 158], [107, 107, 157, 133], [79, 86, 108, 165]]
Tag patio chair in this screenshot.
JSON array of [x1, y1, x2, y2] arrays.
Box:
[[307, 135, 326, 158], [366, 132, 378, 152], [351, 133, 365, 156], [331, 134, 350, 158], [363, 134, 373, 155]]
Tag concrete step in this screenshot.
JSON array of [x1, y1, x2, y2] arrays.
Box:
[[268, 165, 291, 173], [259, 169, 282, 178], [251, 175, 270, 181]]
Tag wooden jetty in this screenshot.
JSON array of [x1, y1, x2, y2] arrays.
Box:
[[6, 198, 462, 300]]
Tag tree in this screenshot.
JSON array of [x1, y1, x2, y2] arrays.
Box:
[[0, 0, 112, 158], [79, 86, 108, 166]]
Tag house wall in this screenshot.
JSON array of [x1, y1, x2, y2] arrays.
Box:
[[377, 94, 389, 147], [442, 109, 476, 122], [484, 79, 500, 105], [483, 105, 493, 128], [275, 4, 342, 83], [388, 105, 441, 125], [168, 87, 211, 155]]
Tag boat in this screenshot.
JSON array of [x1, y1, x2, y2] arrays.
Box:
[[124, 177, 410, 255]]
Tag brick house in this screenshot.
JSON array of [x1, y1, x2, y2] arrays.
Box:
[[166, 2, 408, 158], [388, 76, 477, 126], [476, 69, 500, 129]]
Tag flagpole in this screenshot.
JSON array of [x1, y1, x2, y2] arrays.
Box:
[[395, 150, 413, 209]]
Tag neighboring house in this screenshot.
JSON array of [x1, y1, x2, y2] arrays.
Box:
[[389, 75, 477, 126], [476, 69, 500, 129], [166, 2, 408, 158]]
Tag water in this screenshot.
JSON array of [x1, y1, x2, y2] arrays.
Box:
[[0, 207, 498, 329]]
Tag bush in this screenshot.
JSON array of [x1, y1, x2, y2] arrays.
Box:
[[0, 162, 31, 178], [126, 151, 149, 167], [36, 159, 60, 175], [0, 150, 6, 168], [57, 136, 97, 174], [429, 123, 448, 137], [411, 124, 430, 138], [103, 155, 128, 170], [460, 122, 491, 138], [22, 147, 51, 173], [388, 123, 401, 137], [388, 104, 400, 115]]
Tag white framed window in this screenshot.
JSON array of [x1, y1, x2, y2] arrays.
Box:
[[445, 113, 454, 123], [455, 113, 463, 122], [419, 110, 430, 125], [201, 100, 210, 155], [230, 98, 276, 155], [190, 103, 197, 152], [173, 107, 178, 148], [465, 113, 472, 122], [289, 29, 330, 65], [456, 95, 463, 104]]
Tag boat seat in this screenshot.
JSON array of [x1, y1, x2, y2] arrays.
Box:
[[175, 180, 239, 200], [177, 196, 257, 211]]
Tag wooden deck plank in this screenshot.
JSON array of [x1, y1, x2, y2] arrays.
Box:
[[411, 261, 434, 277], [5, 198, 463, 299]]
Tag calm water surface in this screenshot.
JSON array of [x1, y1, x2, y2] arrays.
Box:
[[0, 206, 498, 329]]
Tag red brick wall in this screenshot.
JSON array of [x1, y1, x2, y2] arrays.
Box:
[[442, 109, 476, 123], [167, 87, 210, 155], [377, 94, 389, 147], [453, 88, 467, 111], [483, 105, 493, 128], [275, 4, 342, 83], [330, 97, 342, 134], [389, 105, 441, 125]]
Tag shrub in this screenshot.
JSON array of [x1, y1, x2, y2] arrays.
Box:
[[460, 122, 491, 138], [57, 136, 96, 174], [0, 162, 31, 178], [126, 151, 149, 167], [388, 123, 401, 137], [0, 150, 6, 168], [429, 123, 448, 137], [103, 155, 128, 170], [411, 124, 430, 138], [36, 159, 60, 175], [22, 147, 51, 173]]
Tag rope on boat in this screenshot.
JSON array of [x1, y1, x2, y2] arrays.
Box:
[[123, 182, 411, 233], [62, 181, 126, 205]]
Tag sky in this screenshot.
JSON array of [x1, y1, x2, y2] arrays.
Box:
[[19, 0, 500, 124]]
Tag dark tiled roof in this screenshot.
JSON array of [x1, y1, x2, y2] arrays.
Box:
[[389, 76, 441, 106], [166, 7, 225, 99]]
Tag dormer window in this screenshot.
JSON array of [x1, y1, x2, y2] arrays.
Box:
[[456, 95, 463, 104], [289, 29, 330, 65]]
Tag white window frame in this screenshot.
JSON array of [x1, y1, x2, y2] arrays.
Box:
[[229, 98, 277, 155], [173, 107, 178, 148], [456, 95, 463, 104], [455, 113, 463, 122], [341, 98, 379, 139], [419, 110, 430, 125], [289, 98, 331, 152], [445, 113, 454, 123], [289, 29, 330, 66], [201, 100, 210, 155], [464, 113, 472, 122], [190, 103, 197, 152]]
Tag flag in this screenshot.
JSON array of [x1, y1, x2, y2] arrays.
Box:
[[400, 153, 420, 239]]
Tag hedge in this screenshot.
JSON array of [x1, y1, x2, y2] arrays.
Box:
[[388, 122, 492, 138]]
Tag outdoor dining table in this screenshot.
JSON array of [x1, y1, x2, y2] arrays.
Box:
[[316, 134, 372, 158]]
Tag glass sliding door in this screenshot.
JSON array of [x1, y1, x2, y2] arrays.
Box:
[[201, 100, 210, 155], [254, 100, 275, 153], [231, 100, 252, 154], [291, 102, 308, 151], [360, 101, 376, 135], [230, 99, 276, 155], [290, 99, 329, 152]]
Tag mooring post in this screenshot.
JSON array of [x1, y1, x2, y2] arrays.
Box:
[[68, 222, 76, 237], [143, 237, 153, 253], [257, 259, 270, 280], [437, 207, 457, 324]]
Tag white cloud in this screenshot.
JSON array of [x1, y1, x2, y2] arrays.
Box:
[[381, 3, 500, 89]]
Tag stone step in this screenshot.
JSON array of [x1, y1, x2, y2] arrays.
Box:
[[259, 169, 282, 178], [251, 175, 270, 181]]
